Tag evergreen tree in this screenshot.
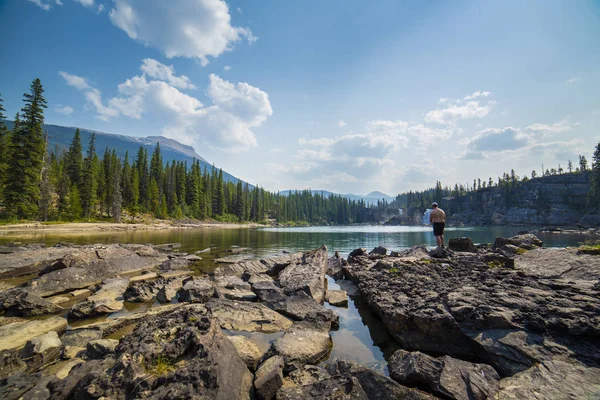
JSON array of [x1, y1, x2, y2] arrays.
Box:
[[68, 186, 82, 220], [150, 142, 163, 196], [81, 133, 97, 218], [567, 160, 573, 173], [148, 178, 160, 216], [5, 79, 47, 219], [579, 155, 588, 171], [131, 168, 140, 214], [109, 150, 123, 222], [65, 129, 83, 188], [0, 94, 9, 202], [589, 142, 600, 206], [57, 168, 71, 219], [235, 181, 244, 221], [38, 131, 52, 221]]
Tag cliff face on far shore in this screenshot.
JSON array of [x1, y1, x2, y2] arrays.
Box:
[[443, 172, 599, 227]]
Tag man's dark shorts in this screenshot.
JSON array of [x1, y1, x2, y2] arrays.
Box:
[[433, 222, 445, 236]]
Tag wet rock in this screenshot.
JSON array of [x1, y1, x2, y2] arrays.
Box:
[[208, 299, 293, 333], [177, 276, 215, 303], [227, 335, 263, 371], [86, 339, 118, 359], [268, 310, 334, 371], [0, 288, 62, 317], [0, 316, 67, 351], [325, 290, 348, 307], [60, 329, 103, 348], [184, 254, 202, 262], [388, 349, 500, 400], [448, 237, 477, 253], [153, 243, 181, 252], [369, 246, 387, 256], [277, 245, 328, 303], [22, 331, 62, 359], [496, 360, 600, 399], [326, 360, 434, 400], [52, 304, 253, 399], [255, 355, 285, 400], [158, 256, 191, 272], [327, 252, 346, 280], [28, 244, 168, 297], [493, 233, 543, 250], [69, 278, 129, 319]]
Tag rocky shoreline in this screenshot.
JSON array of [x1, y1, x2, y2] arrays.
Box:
[[0, 234, 599, 399]]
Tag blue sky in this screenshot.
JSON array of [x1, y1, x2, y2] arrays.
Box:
[[1, 0, 599, 194]]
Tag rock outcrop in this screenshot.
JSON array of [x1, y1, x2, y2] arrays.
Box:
[[277, 245, 328, 303], [69, 278, 129, 319], [0, 288, 62, 317]]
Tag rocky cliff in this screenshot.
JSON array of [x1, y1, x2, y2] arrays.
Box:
[[443, 172, 598, 227]]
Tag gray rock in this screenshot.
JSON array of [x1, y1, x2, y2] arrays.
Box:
[[177, 277, 215, 303], [156, 276, 187, 303], [0, 289, 62, 317], [493, 233, 543, 250], [369, 246, 387, 256], [214, 252, 304, 278], [276, 376, 369, 400], [389, 349, 500, 400], [0, 349, 27, 380], [208, 299, 293, 333], [327, 252, 346, 280], [288, 365, 331, 386], [349, 248, 367, 258], [0, 373, 56, 400], [86, 339, 118, 359], [158, 256, 192, 272], [0, 316, 67, 352], [227, 335, 263, 371], [325, 290, 348, 307], [69, 278, 129, 319], [277, 245, 328, 303], [255, 355, 284, 400], [428, 247, 454, 258], [448, 237, 477, 253], [22, 331, 62, 358], [60, 328, 103, 347]]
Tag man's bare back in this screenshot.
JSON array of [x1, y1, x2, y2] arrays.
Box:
[[430, 208, 446, 223]]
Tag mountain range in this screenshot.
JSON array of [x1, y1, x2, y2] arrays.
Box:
[[279, 190, 394, 205], [3, 121, 243, 185]]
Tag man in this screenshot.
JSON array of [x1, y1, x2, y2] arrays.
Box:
[[429, 202, 446, 249]]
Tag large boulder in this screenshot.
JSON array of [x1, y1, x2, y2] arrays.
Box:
[[254, 355, 284, 400], [227, 335, 263, 371], [0, 288, 62, 317], [69, 278, 129, 319], [325, 290, 348, 307], [369, 246, 387, 256], [277, 245, 328, 303], [388, 349, 500, 400], [493, 234, 542, 250], [50, 304, 253, 399]]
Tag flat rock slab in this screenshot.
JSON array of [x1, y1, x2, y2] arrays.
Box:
[[214, 252, 304, 278], [0, 316, 67, 351], [27, 244, 168, 297], [128, 272, 158, 282], [69, 278, 129, 319], [326, 290, 348, 307], [515, 248, 600, 280], [277, 246, 328, 303], [0, 246, 72, 277], [0, 288, 63, 317], [208, 299, 293, 333]]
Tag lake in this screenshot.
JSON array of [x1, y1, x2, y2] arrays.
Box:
[[0, 225, 590, 374]]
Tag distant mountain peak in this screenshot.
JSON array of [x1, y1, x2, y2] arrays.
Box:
[[364, 191, 392, 198]]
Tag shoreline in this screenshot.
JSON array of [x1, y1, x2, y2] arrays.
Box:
[[0, 220, 266, 235]]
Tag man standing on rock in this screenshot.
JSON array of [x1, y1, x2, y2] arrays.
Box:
[[430, 202, 446, 249]]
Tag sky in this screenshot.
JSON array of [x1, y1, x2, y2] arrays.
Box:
[[1, 0, 599, 195]]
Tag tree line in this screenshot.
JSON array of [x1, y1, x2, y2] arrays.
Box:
[[0, 79, 375, 224]]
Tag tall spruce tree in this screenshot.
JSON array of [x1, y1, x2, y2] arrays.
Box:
[[65, 129, 83, 188], [81, 133, 97, 217], [5, 79, 47, 219], [0, 94, 9, 203], [589, 142, 600, 207]]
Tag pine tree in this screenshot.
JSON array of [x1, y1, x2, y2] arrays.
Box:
[[81, 133, 97, 218], [57, 168, 71, 219], [0, 94, 9, 203], [589, 142, 600, 206], [150, 142, 163, 196], [235, 181, 244, 221], [109, 150, 123, 222], [68, 186, 82, 220], [148, 178, 160, 217], [567, 160, 573, 173], [5, 79, 47, 219], [579, 155, 588, 171], [65, 129, 83, 188]]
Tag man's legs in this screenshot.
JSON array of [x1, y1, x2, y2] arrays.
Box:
[[435, 235, 441, 247], [440, 234, 444, 248]]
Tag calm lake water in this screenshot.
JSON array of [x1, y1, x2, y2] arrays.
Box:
[[0, 225, 591, 374]]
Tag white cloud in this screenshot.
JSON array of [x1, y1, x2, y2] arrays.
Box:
[[55, 105, 74, 115], [425, 100, 493, 125], [338, 120, 346, 128], [526, 119, 571, 137], [224, 65, 231, 71], [140, 58, 196, 90], [60, 60, 272, 151], [464, 91, 491, 100], [27, 0, 62, 10], [566, 77, 580, 84], [59, 71, 92, 90], [108, 0, 255, 66], [366, 120, 453, 147]]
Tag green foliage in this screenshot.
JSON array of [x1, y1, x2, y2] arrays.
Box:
[[389, 267, 399, 274], [146, 354, 175, 376], [487, 260, 503, 269]]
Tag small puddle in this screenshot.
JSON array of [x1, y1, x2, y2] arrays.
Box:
[[223, 329, 285, 354]]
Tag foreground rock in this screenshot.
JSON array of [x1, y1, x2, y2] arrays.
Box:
[[0, 316, 67, 351], [27, 244, 168, 297], [227, 335, 263, 371], [50, 304, 253, 399], [277, 245, 328, 303], [344, 237, 600, 398], [389, 349, 500, 400], [0, 288, 62, 316], [208, 299, 293, 333], [254, 355, 285, 400], [69, 278, 129, 319]]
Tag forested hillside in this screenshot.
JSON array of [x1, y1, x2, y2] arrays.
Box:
[[0, 79, 375, 225]]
